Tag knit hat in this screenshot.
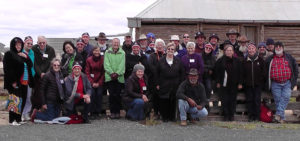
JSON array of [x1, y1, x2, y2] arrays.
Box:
[[195, 31, 206, 39], [146, 32, 155, 39], [209, 33, 219, 41], [82, 32, 90, 37], [274, 41, 284, 48], [76, 38, 84, 43], [133, 64, 145, 72], [132, 42, 140, 48], [72, 62, 82, 70], [258, 42, 267, 49], [266, 38, 274, 45]]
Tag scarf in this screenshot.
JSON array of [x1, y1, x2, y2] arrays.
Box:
[[66, 75, 80, 104], [62, 52, 76, 74]]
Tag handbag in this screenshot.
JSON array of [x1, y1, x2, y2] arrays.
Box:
[[5, 94, 23, 115]]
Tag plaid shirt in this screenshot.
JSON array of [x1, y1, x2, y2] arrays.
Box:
[[270, 55, 291, 83]]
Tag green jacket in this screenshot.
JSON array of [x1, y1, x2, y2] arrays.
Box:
[[104, 47, 125, 83]]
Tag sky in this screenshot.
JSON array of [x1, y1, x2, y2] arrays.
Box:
[[0, 0, 156, 47]]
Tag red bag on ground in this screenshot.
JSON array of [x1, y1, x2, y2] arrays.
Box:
[[260, 104, 273, 123], [66, 114, 83, 124]]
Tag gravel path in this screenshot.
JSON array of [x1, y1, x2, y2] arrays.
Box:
[[0, 119, 300, 141]]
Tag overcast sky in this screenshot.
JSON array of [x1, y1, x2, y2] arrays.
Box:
[[0, 0, 156, 47]]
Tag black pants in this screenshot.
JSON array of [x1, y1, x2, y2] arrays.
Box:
[[9, 85, 27, 123], [245, 86, 261, 120], [65, 100, 91, 121], [31, 76, 42, 109], [107, 80, 123, 114], [158, 97, 176, 121], [220, 86, 237, 119]]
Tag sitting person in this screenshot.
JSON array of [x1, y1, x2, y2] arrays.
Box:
[[31, 59, 65, 122], [64, 62, 92, 123], [176, 68, 208, 126], [123, 64, 151, 121]]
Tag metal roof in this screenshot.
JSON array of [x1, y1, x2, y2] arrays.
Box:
[[128, 0, 300, 27]]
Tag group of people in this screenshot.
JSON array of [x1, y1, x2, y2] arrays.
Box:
[[3, 28, 298, 126]]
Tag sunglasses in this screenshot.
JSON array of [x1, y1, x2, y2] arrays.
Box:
[[183, 36, 189, 38], [167, 48, 175, 51]]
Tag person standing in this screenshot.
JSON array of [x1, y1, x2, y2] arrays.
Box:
[[170, 35, 187, 59], [181, 33, 190, 49], [122, 33, 134, 55], [82, 32, 94, 55], [155, 43, 185, 122], [194, 31, 206, 54], [32, 36, 56, 109], [95, 32, 109, 56], [61, 41, 84, 77], [76, 38, 88, 71], [104, 38, 126, 119], [243, 44, 266, 121], [215, 44, 243, 121], [4, 37, 34, 125], [266, 41, 298, 123]]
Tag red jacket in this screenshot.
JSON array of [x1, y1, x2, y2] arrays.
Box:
[[85, 56, 105, 86]]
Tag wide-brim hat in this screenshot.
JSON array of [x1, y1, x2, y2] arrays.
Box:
[[138, 34, 147, 41], [188, 68, 198, 76], [170, 35, 180, 41], [95, 32, 108, 41], [195, 31, 206, 39], [237, 35, 250, 43], [226, 28, 240, 37]]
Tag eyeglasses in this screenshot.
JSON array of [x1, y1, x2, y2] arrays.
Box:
[[275, 46, 283, 48], [205, 47, 212, 50], [167, 48, 175, 51], [183, 36, 189, 38], [53, 64, 60, 67], [38, 42, 46, 45]]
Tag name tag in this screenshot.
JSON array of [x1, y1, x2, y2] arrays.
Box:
[[142, 86, 147, 91], [90, 74, 94, 78], [174, 52, 178, 56], [189, 59, 195, 63], [43, 54, 48, 58], [100, 52, 104, 56], [60, 80, 64, 84]]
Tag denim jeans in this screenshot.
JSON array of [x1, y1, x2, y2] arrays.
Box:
[[126, 98, 145, 121], [271, 80, 291, 120], [178, 99, 208, 120], [91, 87, 103, 114], [35, 104, 61, 121]]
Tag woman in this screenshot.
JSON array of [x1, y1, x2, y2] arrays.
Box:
[[243, 44, 266, 121], [22, 36, 36, 121], [215, 44, 243, 121], [123, 64, 151, 121], [3, 37, 34, 125], [85, 47, 105, 119], [64, 63, 92, 123], [202, 44, 216, 100], [148, 39, 166, 118], [155, 43, 185, 122], [61, 41, 84, 77], [31, 59, 65, 122], [181, 42, 204, 82]]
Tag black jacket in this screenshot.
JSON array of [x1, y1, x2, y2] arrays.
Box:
[[61, 52, 84, 77], [155, 56, 185, 99], [40, 69, 65, 105], [32, 44, 56, 78], [122, 41, 134, 55], [176, 80, 207, 107], [77, 50, 88, 71], [202, 52, 216, 79], [123, 74, 150, 103], [243, 55, 266, 87], [215, 56, 242, 87], [125, 53, 149, 79]]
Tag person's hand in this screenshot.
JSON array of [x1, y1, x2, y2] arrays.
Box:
[[18, 52, 27, 58], [41, 73, 45, 78], [196, 105, 203, 110], [42, 104, 47, 110], [293, 86, 298, 91], [93, 83, 99, 88], [187, 98, 197, 107], [83, 95, 91, 104], [12, 82, 17, 88], [142, 95, 149, 102], [110, 73, 118, 80], [238, 84, 243, 90], [216, 83, 220, 88], [209, 70, 213, 75], [156, 85, 160, 90]]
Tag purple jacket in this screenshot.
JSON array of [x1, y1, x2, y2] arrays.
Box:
[[181, 53, 204, 82]]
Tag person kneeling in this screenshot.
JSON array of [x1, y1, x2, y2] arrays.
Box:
[[64, 62, 92, 123], [176, 68, 208, 126], [123, 64, 151, 121]]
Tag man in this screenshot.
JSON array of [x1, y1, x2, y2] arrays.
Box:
[[266, 38, 275, 53], [209, 33, 219, 56], [122, 33, 134, 55], [266, 41, 298, 123], [181, 33, 190, 48], [237, 35, 250, 59], [95, 32, 109, 55], [104, 38, 126, 119], [138, 34, 154, 58], [257, 42, 272, 60], [194, 31, 206, 54], [170, 35, 187, 59], [146, 32, 155, 44], [176, 68, 208, 126], [82, 32, 94, 55], [31, 36, 56, 109], [226, 28, 240, 55], [76, 38, 88, 71]]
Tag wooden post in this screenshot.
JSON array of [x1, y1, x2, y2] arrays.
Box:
[[260, 24, 265, 42]]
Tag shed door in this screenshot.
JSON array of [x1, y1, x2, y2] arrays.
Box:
[[244, 26, 257, 44]]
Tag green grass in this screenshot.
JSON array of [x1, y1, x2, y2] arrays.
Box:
[[212, 121, 300, 130]]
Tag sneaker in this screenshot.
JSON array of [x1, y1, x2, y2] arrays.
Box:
[[10, 121, 21, 126], [23, 114, 31, 121], [180, 120, 187, 126]]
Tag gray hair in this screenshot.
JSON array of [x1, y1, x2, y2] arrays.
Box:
[[133, 64, 145, 72], [186, 42, 195, 48], [155, 38, 165, 47]]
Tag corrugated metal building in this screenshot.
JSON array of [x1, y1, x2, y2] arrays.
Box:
[[128, 0, 300, 62]]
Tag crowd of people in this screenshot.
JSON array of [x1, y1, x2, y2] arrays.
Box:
[[3, 29, 298, 126]]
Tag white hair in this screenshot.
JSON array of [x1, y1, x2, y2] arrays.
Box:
[[155, 38, 165, 47], [186, 42, 195, 48]]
